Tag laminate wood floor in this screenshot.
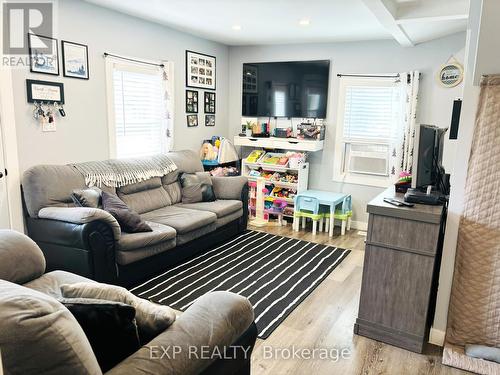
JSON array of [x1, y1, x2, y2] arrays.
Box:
[[248, 223, 470, 375]]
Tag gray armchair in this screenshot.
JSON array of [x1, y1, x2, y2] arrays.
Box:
[[0, 230, 257, 375]]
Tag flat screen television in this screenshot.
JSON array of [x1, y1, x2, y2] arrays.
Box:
[[242, 60, 330, 118], [412, 124, 448, 192]]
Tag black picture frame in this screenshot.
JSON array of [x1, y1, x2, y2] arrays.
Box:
[[187, 114, 198, 127], [185, 89, 198, 113], [204, 92, 216, 114], [186, 50, 216, 90], [62, 40, 89, 80], [28, 33, 59, 76], [26, 79, 65, 104], [205, 114, 215, 127]]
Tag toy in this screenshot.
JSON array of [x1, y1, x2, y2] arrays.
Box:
[[200, 142, 218, 161], [246, 150, 265, 163]]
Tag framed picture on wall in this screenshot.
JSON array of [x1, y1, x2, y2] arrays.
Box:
[[26, 79, 65, 104], [187, 114, 198, 127], [186, 50, 216, 90], [204, 92, 215, 114], [28, 33, 59, 75], [185, 90, 198, 113], [205, 114, 215, 127], [62, 40, 89, 79]]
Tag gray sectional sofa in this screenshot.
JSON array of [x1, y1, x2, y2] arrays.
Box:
[[21, 150, 248, 286]]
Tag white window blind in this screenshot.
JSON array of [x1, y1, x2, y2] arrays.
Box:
[[111, 64, 167, 158], [333, 76, 402, 187], [343, 85, 400, 141]]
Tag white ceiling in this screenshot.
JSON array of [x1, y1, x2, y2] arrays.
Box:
[[84, 0, 469, 47]]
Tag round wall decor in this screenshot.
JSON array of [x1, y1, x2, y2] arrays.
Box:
[[437, 61, 464, 88]]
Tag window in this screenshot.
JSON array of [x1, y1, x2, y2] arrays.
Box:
[[105, 57, 172, 158], [333, 76, 402, 187]]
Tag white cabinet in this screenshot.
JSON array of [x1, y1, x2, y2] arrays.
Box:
[[234, 136, 324, 152]]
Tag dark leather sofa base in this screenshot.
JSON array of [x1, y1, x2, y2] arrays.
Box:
[[117, 220, 243, 287], [27, 217, 244, 287]]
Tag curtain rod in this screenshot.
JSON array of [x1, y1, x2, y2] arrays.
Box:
[[337, 73, 400, 78], [103, 52, 165, 68]]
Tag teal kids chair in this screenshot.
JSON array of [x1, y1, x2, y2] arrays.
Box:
[[293, 196, 323, 235]]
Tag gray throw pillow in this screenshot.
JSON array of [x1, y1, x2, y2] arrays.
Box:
[[179, 172, 216, 203], [71, 187, 102, 208], [60, 282, 177, 342], [102, 191, 152, 233]]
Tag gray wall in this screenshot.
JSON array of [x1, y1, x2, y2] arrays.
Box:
[[12, 0, 229, 171], [229, 33, 466, 225]]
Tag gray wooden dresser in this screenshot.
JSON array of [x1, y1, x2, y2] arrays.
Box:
[[354, 187, 446, 353]]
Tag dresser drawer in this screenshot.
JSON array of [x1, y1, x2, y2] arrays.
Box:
[[367, 214, 440, 256]]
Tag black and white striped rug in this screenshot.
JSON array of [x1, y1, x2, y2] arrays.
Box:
[[131, 230, 350, 339]]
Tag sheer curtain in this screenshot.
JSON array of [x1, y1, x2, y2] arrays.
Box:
[[390, 71, 420, 180]]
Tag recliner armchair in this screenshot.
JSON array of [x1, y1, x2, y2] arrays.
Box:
[[0, 230, 257, 375]]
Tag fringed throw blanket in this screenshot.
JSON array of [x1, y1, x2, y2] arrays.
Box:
[[71, 154, 177, 187]]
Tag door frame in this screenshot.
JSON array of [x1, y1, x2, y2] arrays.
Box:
[[0, 67, 24, 232]]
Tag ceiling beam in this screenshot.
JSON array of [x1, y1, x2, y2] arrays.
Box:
[[396, 14, 469, 25], [361, 0, 414, 47]]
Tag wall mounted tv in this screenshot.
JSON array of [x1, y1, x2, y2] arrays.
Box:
[[242, 60, 330, 118]]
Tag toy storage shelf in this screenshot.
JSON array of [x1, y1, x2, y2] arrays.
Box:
[[242, 161, 309, 193], [242, 158, 309, 222], [234, 136, 324, 152], [247, 176, 297, 190]]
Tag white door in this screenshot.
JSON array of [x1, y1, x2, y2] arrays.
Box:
[[0, 121, 10, 229]]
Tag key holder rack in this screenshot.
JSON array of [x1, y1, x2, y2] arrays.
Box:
[[32, 101, 66, 120], [26, 79, 66, 130]]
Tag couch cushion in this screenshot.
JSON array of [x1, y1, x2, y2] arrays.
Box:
[[24, 270, 94, 298], [118, 177, 172, 214], [141, 206, 216, 234], [0, 230, 46, 284], [215, 208, 244, 229], [176, 223, 217, 245], [176, 200, 243, 218], [117, 222, 176, 251], [163, 181, 182, 204], [116, 239, 177, 265], [0, 280, 102, 375], [22, 164, 116, 218]]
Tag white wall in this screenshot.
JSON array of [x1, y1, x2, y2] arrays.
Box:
[[432, 0, 499, 344], [228, 33, 466, 225], [12, 0, 229, 172]]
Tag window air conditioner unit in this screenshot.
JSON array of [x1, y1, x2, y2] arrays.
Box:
[[346, 143, 389, 176]]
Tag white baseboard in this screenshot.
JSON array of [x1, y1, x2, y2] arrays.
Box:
[[350, 220, 368, 231], [429, 328, 446, 346]]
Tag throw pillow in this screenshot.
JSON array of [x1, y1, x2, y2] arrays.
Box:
[[71, 187, 102, 208], [60, 282, 177, 344], [101, 191, 152, 233], [179, 172, 216, 203], [58, 297, 140, 372]]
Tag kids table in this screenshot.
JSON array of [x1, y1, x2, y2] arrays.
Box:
[[295, 190, 352, 237]]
